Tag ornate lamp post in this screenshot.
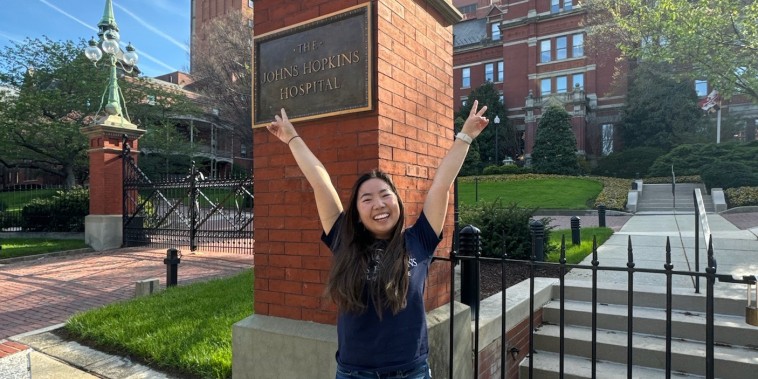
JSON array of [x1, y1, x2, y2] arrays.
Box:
[[84, 0, 139, 128], [81, 0, 145, 251]]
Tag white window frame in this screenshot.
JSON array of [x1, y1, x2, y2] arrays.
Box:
[[572, 73, 584, 90], [485, 63, 495, 82], [491, 23, 501, 41], [540, 40, 551, 63], [497, 61, 504, 82], [556, 76, 568, 93], [541, 78, 552, 96], [572, 33, 584, 57], [551, 0, 560, 13], [556, 36, 567, 60], [462, 67, 471, 88]]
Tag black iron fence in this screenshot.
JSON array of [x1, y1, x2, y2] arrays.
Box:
[[122, 137, 254, 254], [435, 189, 756, 378], [0, 184, 88, 232]]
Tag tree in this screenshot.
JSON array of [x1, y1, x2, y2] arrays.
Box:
[[585, 0, 758, 103], [532, 105, 580, 175], [0, 37, 199, 187], [619, 63, 709, 149], [455, 82, 520, 170], [189, 10, 254, 158]]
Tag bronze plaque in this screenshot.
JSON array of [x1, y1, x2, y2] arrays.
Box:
[[253, 4, 372, 127]]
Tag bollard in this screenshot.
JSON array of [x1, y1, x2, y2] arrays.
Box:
[[475, 177, 479, 203], [459, 225, 481, 320], [530, 220, 545, 261], [570, 216, 581, 245], [164, 248, 181, 287], [597, 204, 606, 228]]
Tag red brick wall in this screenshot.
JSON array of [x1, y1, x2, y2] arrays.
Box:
[[87, 132, 140, 215], [253, 0, 456, 322], [477, 309, 543, 379]]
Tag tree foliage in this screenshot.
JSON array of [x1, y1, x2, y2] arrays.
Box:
[[0, 37, 199, 187], [619, 63, 709, 149], [455, 82, 520, 171], [189, 10, 254, 148], [532, 105, 580, 175], [585, 0, 758, 103]]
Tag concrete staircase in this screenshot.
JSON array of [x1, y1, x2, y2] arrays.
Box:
[[520, 282, 758, 378], [636, 183, 715, 213]]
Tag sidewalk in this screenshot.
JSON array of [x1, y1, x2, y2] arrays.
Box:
[[1, 212, 756, 378], [0, 247, 253, 378], [565, 211, 758, 292]]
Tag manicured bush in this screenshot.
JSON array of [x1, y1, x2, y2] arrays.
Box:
[[701, 161, 758, 191], [532, 105, 580, 175], [458, 199, 553, 260], [648, 142, 758, 178], [592, 147, 666, 178], [482, 164, 530, 175], [724, 186, 758, 207], [21, 187, 89, 232]]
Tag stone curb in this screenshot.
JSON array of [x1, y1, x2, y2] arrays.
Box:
[[0, 248, 95, 265]]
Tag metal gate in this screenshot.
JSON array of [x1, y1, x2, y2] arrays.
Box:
[[122, 137, 253, 254]]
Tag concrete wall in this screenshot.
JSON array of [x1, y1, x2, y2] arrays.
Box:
[[233, 302, 472, 378]]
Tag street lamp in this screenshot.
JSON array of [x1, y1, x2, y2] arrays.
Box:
[[493, 115, 501, 165], [84, 0, 138, 124]]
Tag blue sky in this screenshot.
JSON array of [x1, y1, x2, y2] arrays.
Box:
[[0, 0, 191, 77]]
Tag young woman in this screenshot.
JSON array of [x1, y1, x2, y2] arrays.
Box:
[[266, 101, 489, 379]]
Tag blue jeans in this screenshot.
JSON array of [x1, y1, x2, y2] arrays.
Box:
[[335, 360, 431, 379]]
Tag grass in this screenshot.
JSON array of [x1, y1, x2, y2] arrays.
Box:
[[458, 177, 603, 209], [0, 238, 89, 259], [0, 188, 59, 212], [546, 227, 615, 264], [64, 270, 254, 379]]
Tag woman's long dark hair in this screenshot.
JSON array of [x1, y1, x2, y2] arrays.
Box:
[[326, 169, 409, 318]]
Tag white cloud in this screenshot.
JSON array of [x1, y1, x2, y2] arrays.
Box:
[[114, 2, 190, 53]]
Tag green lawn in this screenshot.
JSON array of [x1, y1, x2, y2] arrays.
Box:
[[547, 227, 615, 264], [0, 188, 59, 212], [0, 238, 88, 259], [65, 270, 253, 379], [458, 177, 603, 209]]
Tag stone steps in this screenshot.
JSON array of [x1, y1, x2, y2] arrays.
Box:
[[519, 283, 758, 378]]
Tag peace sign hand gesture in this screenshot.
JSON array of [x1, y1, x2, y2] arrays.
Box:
[[461, 100, 489, 139]]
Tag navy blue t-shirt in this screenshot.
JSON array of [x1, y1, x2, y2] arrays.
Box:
[[321, 212, 442, 373]]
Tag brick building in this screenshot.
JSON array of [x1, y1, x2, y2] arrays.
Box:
[[453, 0, 627, 163], [452, 0, 757, 165]]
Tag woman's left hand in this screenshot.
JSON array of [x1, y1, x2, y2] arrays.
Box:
[[462, 100, 489, 139]]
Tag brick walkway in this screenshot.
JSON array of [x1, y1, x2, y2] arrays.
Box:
[[0, 248, 253, 340]]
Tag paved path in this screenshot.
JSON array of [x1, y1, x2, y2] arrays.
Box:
[[565, 212, 758, 292], [0, 248, 253, 340]]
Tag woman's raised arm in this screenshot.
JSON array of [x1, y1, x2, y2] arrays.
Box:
[[267, 108, 343, 234], [423, 100, 489, 235]]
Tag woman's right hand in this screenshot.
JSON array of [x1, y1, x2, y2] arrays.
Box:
[[267, 108, 298, 144]]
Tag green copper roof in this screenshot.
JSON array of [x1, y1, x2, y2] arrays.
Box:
[[98, 0, 119, 31]]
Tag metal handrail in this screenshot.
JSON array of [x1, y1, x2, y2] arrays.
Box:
[[693, 188, 712, 293]]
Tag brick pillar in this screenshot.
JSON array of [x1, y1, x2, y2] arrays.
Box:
[[234, 1, 463, 378], [82, 117, 144, 251]]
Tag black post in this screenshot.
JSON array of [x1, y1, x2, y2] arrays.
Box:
[[597, 204, 606, 228], [570, 216, 581, 245], [459, 225, 481, 320], [189, 162, 198, 251], [475, 177, 479, 203], [164, 248, 181, 287], [530, 220, 545, 261]]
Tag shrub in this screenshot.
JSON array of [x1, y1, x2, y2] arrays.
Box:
[[532, 105, 580, 175], [724, 186, 758, 207], [592, 147, 666, 178], [700, 161, 758, 191], [21, 187, 89, 232], [648, 142, 758, 178], [458, 199, 553, 260], [482, 164, 530, 175]]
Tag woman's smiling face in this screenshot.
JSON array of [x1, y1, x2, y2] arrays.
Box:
[[356, 178, 401, 239]]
